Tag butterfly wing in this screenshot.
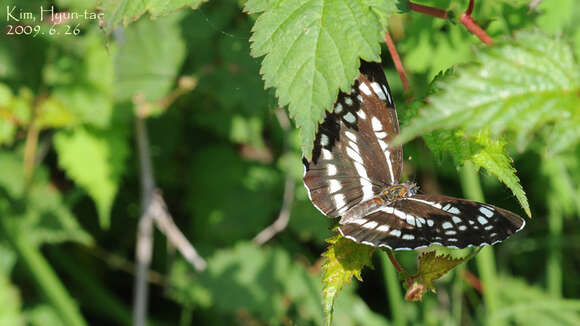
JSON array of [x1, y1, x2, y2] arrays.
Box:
[[339, 195, 525, 250], [303, 61, 402, 217]]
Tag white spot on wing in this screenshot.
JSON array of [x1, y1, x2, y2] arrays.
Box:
[[334, 194, 346, 210], [445, 230, 457, 235], [402, 234, 415, 240], [345, 131, 357, 142], [375, 131, 387, 138], [477, 216, 488, 225], [363, 221, 378, 229], [357, 109, 366, 119], [353, 162, 374, 201], [346, 147, 363, 163], [442, 222, 453, 229], [376, 225, 390, 232], [479, 206, 494, 217], [370, 82, 386, 100], [371, 117, 383, 131], [458, 225, 467, 231], [359, 82, 372, 95], [448, 207, 461, 214], [334, 103, 343, 114], [357, 95, 363, 102], [405, 198, 442, 210], [327, 164, 337, 176], [452, 216, 462, 224], [406, 215, 415, 226], [329, 180, 342, 193], [390, 229, 401, 237], [382, 84, 392, 103], [344, 112, 356, 123], [348, 218, 367, 225], [320, 134, 329, 146], [427, 219, 434, 227], [344, 97, 353, 106], [322, 149, 333, 160]]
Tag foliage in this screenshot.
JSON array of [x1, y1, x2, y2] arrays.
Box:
[[0, 0, 579, 325]]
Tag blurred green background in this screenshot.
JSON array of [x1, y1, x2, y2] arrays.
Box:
[[1, 0, 580, 325]]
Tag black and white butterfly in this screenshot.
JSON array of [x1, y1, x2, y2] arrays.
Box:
[[303, 61, 525, 250]]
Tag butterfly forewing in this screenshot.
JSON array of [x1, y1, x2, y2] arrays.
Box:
[[303, 61, 402, 217], [339, 195, 525, 250]]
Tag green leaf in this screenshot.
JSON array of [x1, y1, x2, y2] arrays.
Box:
[[53, 127, 128, 229], [402, 72, 531, 217], [396, 30, 580, 154], [417, 250, 471, 292], [114, 15, 187, 102], [43, 31, 114, 128], [0, 272, 25, 326], [0, 152, 92, 246], [322, 233, 374, 325], [99, 0, 208, 34], [246, 0, 399, 157], [169, 242, 323, 325], [493, 277, 580, 325]]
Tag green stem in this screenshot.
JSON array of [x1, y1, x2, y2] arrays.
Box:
[[459, 161, 500, 326], [9, 234, 88, 326], [380, 252, 406, 326], [547, 195, 563, 297], [48, 248, 133, 326], [451, 265, 465, 324]]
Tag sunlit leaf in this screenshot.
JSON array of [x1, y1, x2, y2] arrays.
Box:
[[397, 31, 580, 155], [322, 233, 374, 325], [246, 0, 400, 157], [114, 14, 186, 103], [53, 128, 128, 229]]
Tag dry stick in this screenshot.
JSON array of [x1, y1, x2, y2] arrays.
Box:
[[150, 192, 207, 271], [134, 116, 155, 326], [384, 31, 409, 93], [253, 108, 295, 245]]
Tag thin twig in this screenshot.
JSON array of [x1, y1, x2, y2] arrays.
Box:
[[253, 177, 295, 245], [409, 0, 494, 46], [386, 250, 403, 273], [253, 108, 294, 245], [384, 30, 409, 93], [409, 1, 448, 19], [133, 116, 155, 326], [150, 192, 207, 271]]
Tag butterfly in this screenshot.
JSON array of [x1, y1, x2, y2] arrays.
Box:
[[302, 61, 525, 250]]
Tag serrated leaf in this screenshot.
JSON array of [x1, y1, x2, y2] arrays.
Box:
[[396, 31, 580, 155], [53, 127, 128, 229], [114, 15, 186, 102], [99, 0, 207, 34], [322, 233, 374, 325], [402, 72, 531, 217], [417, 250, 471, 292], [246, 0, 400, 158]]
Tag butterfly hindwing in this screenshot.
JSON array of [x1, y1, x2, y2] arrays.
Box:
[[339, 195, 525, 250], [303, 61, 402, 217]]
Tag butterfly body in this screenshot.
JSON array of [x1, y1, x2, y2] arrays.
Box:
[[339, 182, 417, 224], [303, 60, 525, 250]]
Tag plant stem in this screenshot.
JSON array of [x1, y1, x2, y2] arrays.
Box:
[[408, 2, 448, 19], [384, 31, 409, 93], [459, 161, 500, 326], [547, 195, 563, 297], [6, 231, 88, 326], [380, 252, 406, 326]]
